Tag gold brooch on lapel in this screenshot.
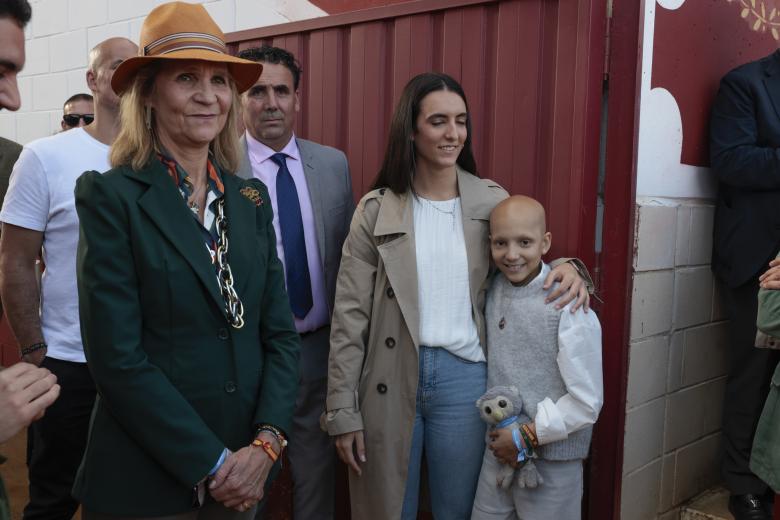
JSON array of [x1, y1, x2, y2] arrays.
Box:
[[239, 186, 263, 206]]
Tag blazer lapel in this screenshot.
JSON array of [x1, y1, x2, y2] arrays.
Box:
[[375, 190, 421, 349], [221, 172, 255, 297], [763, 50, 780, 122], [128, 162, 226, 319], [297, 138, 327, 271]]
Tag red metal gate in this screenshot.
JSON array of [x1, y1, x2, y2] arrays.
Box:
[[228, 0, 604, 262], [227, 0, 624, 517]]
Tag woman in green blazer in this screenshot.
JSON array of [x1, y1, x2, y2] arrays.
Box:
[[73, 4, 300, 518]]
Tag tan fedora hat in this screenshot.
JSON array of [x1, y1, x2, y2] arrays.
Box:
[[111, 2, 262, 95]]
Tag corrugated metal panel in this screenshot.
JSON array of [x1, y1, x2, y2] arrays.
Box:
[[227, 0, 603, 266]]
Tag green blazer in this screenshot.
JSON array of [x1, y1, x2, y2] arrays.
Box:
[[751, 276, 780, 492], [72, 158, 300, 516]]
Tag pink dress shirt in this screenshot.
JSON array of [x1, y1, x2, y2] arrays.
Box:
[[245, 131, 329, 333]]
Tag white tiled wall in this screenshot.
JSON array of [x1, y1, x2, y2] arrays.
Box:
[[2, 0, 327, 143], [621, 197, 726, 520]]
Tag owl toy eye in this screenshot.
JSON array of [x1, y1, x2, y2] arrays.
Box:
[[484, 407, 492, 415], [498, 400, 507, 408]]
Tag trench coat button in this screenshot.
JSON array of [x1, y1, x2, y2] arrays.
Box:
[[385, 337, 396, 348], [224, 381, 237, 393], [386, 287, 395, 298], [217, 328, 229, 340], [377, 383, 387, 394]]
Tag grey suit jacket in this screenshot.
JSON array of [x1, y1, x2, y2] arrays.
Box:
[[236, 135, 355, 321]]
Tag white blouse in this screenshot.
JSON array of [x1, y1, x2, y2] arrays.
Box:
[[412, 195, 485, 362]]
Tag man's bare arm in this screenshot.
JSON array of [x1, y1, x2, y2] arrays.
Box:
[[0, 223, 45, 365]]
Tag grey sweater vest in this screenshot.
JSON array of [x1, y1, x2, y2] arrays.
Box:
[[485, 266, 593, 461]]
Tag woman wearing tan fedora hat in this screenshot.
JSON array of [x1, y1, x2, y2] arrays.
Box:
[[72, 2, 300, 518]]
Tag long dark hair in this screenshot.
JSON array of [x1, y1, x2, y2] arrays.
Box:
[[372, 72, 478, 194]]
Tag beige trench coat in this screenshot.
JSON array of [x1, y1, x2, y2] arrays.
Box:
[[325, 169, 507, 519]]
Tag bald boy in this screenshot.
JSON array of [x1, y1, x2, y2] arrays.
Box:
[[472, 195, 603, 520], [489, 195, 552, 287]]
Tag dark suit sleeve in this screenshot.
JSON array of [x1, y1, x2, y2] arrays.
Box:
[[76, 171, 224, 487], [710, 70, 780, 190], [252, 180, 301, 436]]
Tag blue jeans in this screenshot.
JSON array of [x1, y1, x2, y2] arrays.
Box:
[[400, 346, 487, 520]]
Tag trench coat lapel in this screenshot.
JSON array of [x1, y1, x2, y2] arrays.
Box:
[[126, 161, 227, 319], [457, 168, 493, 331], [374, 190, 421, 349], [763, 50, 780, 122]]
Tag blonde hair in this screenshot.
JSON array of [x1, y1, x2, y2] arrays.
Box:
[[110, 61, 242, 173]]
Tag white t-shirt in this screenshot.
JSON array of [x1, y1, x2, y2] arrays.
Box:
[[413, 195, 485, 362], [1, 128, 110, 363]]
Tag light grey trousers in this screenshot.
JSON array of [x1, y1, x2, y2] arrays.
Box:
[[471, 450, 584, 520]]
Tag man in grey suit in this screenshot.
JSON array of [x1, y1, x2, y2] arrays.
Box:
[[236, 46, 354, 520]]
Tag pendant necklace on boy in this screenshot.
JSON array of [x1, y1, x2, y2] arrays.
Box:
[[498, 282, 508, 330]]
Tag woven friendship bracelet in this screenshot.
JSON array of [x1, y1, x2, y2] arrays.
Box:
[[520, 423, 539, 448], [251, 438, 279, 462], [511, 429, 528, 462], [519, 428, 536, 457]]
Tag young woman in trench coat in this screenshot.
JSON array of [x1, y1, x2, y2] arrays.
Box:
[[324, 73, 591, 519]]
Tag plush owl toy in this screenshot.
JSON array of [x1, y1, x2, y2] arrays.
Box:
[[476, 385, 543, 490]]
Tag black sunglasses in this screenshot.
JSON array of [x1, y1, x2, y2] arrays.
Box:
[[63, 113, 94, 126]]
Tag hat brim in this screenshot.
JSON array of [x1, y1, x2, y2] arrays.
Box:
[[111, 49, 263, 95]]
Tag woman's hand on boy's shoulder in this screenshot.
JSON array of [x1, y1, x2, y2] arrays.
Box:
[[544, 263, 590, 312]]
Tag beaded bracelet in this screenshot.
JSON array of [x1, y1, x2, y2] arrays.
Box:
[[20, 342, 47, 357], [256, 424, 288, 451], [251, 438, 278, 462]]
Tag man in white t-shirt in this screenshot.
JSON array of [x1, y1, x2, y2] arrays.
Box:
[[0, 36, 137, 520]]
